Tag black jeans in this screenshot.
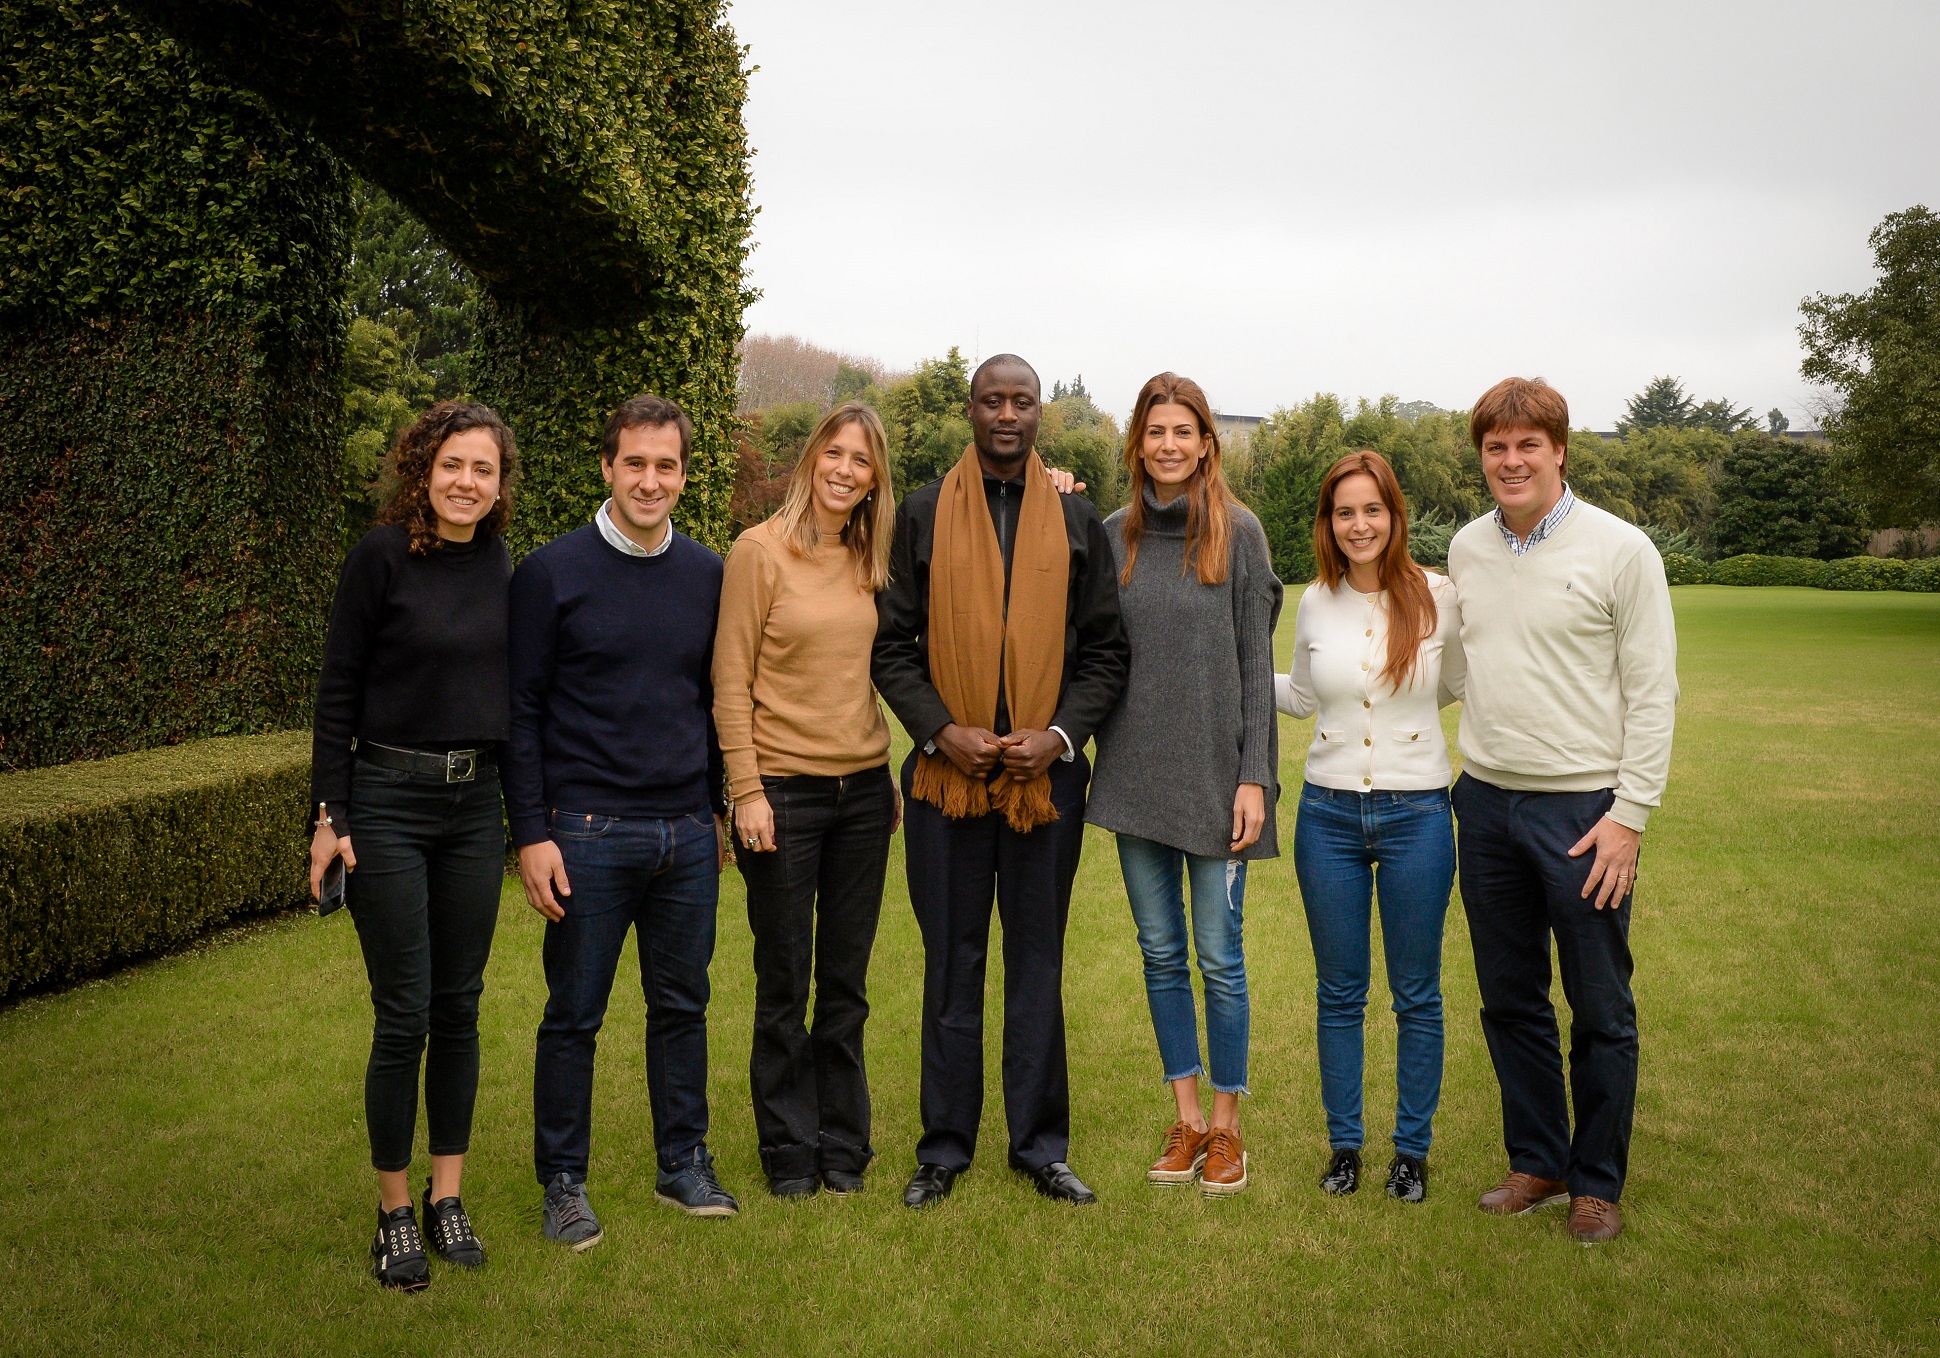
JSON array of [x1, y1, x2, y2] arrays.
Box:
[[344, 760, 504, 1173], [1452, 772, 1638, 1202], [736, 765, 894, 1181], [901, 750, 1090, 1174]]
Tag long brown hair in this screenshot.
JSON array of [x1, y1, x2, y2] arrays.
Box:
[[377, 401, 518, 555], [1312, 450, 1437, 691], [1119, 372, 1240, 587], [768, 401, 895, 591]]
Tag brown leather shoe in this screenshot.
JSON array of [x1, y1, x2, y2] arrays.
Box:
[[1477, 1171, 1570, 1215], [1147, 1120, 1210, 1184], [1200, 1127, 1248, 1197], [1568, 1195, 1623, 1243]]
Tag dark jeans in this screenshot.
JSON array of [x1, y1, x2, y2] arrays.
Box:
[[1293, 783, 1454, 1160], [344, 760, 505, 1173], [736, 765, 894, 1181], [901, 750, 1090, 1174], [1453, 772, 1638, 1202], [532, 808, 720, 1184]]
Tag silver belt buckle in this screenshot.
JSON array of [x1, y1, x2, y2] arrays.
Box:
[[446, 749, 478, 783]]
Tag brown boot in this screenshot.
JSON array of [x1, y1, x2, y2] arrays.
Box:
[[1477, 1171, 1569, 1215], [1200, 1127, 1248, 1197], [1147, 1121, 1210, 1184], [1568, 1195, 1623, 1243]]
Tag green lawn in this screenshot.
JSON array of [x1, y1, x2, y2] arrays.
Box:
[[3, 586, 1936, 1355]]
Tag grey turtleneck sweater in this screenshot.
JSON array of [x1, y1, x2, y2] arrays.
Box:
[[1085, 483, 1284, 860]]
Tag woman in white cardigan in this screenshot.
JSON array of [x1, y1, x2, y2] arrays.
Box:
[[1277, 450, 1464, 1204]]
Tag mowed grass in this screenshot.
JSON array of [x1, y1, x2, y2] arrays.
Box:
[[2, 586, 1936, 1356]]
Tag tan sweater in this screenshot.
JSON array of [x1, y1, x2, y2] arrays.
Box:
[[711, 519, 890, 804]]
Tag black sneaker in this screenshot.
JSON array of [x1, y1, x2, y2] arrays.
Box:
[[768, 1173, 819, 1200], [541, 1172, 604, 1251], [370, 1203, 431, 1291], [1386, 1153, 1427, 1203], [422, 1183, 486, 1266], [656, 1147, 740, 1217], [821, 1167, 865, 1196], [1319, 1147, 1362, 1196]]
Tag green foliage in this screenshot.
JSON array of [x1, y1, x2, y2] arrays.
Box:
[[882, 347, 974, 496], [344, 180, 476, 399], [1800, 205, 1940, 531], [0, 732, 310, 997], [1040, 392, 1125, 514], [0, 0, 347, 770], [1619, 376, 1752, 437], [1661, 552, 1711, 585], [1822, 556, 1911, 591], [1712, 432, 1866, 560], [1408, 512, 1456, 569], [1902, 559, 1940, 592], [1711, 554, 1833, 588]]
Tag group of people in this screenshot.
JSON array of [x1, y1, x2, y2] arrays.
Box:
[[308, 357, 1678, 1292]]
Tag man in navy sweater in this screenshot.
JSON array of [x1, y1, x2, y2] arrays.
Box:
[[507, 394, 737, 1249]]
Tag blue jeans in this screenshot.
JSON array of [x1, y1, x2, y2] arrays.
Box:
[[1115, 835, 1250, 1095], [533, 808, 720, 1184], [1293, 782, 1454, 1159]]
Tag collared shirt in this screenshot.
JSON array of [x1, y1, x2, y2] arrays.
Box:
[[1495, 484, 1576, 557], [596, 498, 673, 557]]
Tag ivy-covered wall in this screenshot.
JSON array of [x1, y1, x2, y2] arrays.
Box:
[[0, 0, 348, 770]]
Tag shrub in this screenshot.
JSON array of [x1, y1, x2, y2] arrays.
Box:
[[1823, 556, 1912, 591], [1711, 554, 1833, 588], [1902, 560, 1940, 592], [0, 732, 311, 998], [1661, 552, 1711, 585]]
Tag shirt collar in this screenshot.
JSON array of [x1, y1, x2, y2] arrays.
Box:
[[1495, 484, 1576, 557], [597, 499, 673, 557]]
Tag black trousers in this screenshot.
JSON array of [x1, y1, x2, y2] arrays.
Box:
[[1452, 772, 1638, 1202], [344, 760, 504, 1173], [735, 765, 895, 1181], [901, 750, 1090, 1174]]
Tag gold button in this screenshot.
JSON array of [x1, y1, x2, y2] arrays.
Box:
[[1410, 733, 1419, 741], [1361, 662, 1369, 670], [1365, 629, 1373, 637], [1363, 778, 1371, 785], [1363, 700, 1370, 708], [1364, 738, 1372, 746]]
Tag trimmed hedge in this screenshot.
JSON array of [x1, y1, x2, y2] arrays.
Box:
[[1711, 554, 1833, 588], [1903, 560, 1940, 592], [1824, 556, 1911, 591], [1661, 552, 1711, 585], [0, 732, 310, 999]]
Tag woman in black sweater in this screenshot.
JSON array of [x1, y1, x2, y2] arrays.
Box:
[[309, 402, 517, 1291]]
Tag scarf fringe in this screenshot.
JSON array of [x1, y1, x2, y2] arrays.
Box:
[[913, 752, 1059, 833]]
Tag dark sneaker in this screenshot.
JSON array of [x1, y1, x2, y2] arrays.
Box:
[[1320, 1147, 1362, 1196], [768, 1174, 818, 1200], [1386, 1153, 1427, 1204], [656, 1148, 740, 1217], [541, 1173, 604, 1251], [421, 1183, 486, 1266], [821, 1167, 865, 1196], [370, 1203, 431, 1291]]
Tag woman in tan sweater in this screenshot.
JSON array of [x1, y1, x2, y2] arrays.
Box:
[[712, 401, 899, 1199]]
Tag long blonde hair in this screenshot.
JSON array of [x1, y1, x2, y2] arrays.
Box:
[[1119, 372, 1241, 587], [768, 401, 895, 591]]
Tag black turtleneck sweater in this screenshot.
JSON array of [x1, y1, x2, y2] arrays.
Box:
[[309, 524, 512, 832]]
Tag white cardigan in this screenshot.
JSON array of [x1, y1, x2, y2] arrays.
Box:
[[1275, 573, 1465, 792]]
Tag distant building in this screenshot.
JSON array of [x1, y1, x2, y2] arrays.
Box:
[[1214, 412, 1264, 447]]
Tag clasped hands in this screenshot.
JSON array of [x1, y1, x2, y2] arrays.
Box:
[[935, 722, 1063, 783]]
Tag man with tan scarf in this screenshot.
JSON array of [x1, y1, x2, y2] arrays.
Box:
[[874, 354, 1128, 1208]]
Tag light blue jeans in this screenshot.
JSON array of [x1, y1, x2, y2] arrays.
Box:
[[1115, 834, 1250, 1094]]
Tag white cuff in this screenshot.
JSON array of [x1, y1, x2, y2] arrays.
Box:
[[1049, 725, 1076, 762]]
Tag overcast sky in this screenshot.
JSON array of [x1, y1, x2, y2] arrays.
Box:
[[730, 0, 1937, 430]]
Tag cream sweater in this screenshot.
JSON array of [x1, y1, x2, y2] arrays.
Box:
[[1446, 499, 1678, 831], [711, 519, 891, 805], [1276, 572, 1464, 792]]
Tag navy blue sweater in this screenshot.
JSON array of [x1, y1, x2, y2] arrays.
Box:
[[506, 523, 726, 846]]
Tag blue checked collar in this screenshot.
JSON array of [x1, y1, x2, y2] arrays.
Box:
[[1495, 485, 1576, 557]]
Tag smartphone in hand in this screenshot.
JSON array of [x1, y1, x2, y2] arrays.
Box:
[[319, 856, 347, 917]]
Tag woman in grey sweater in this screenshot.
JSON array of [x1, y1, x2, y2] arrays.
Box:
[[1086, 372, 1283, 1197]]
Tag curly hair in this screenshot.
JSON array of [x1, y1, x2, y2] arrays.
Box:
[[376, 402, 519, 555]]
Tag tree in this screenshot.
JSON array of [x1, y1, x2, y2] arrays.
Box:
[[1619, 377, 1695, 435], [1248, 395, 1349, 582], [882, 347, 973, 495], [1040, 390, 1124, 513], [1800, 204, 1940, 530], [1690, 397, 1754, 433], [1767, 408, 1789, 435], [1711, 432, 1866, 560]]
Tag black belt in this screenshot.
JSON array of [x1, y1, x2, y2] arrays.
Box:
[[356, 741, 496, 783]]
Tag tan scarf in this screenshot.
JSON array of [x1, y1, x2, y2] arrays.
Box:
[[912, 445, 1070, 832]]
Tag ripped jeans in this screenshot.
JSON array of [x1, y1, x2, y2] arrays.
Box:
[[1115, 835, 1250, 1094]]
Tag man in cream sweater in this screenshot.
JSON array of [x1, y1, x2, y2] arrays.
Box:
[[1446, 377, 1677, 1245]]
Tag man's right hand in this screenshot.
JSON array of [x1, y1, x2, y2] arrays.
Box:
[[518, 841, 572, 921], [934, 722, 1003, 778]]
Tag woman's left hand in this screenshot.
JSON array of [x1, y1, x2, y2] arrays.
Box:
[[1230, 783, 1266, 853], [1045, 465, 1086, 495]]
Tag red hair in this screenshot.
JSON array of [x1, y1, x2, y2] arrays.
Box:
[[1118, 372, 1240, 587], [1312, 450, 1437, 691]]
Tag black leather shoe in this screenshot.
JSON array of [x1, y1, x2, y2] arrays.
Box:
[[1025, 1161, 1098, 1205], [903, 1163, 958, 1208], [1320, 1147, 1362, 1196], [768, 1174, 818, 1199], [821, 1167, 865, 1196]]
